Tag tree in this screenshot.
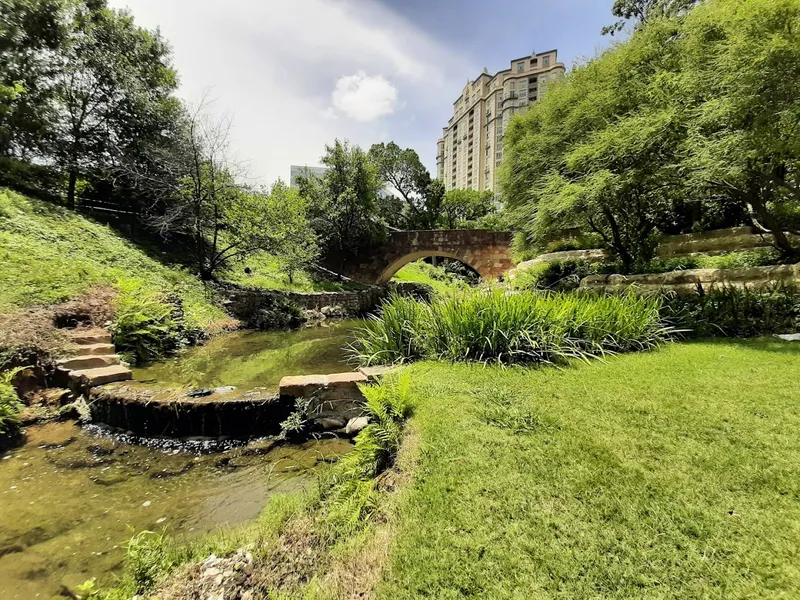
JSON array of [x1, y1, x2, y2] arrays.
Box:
[[368, 142, 442, 229], [602, 0, 698, 35], [297, 139, 384, 270], [502, 18, 687, 272], [439, 189, 495, 230], [152, 104, 315, 280], [52, 2, 179, 208], [0, 0, 66, 159], [678, 0, 800, 258]]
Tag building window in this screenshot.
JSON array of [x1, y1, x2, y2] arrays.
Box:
[[543, 56, 550, 68], [509, 81, 515, 90], [517, 61, 525, 72], [531, 58, 538, 67]]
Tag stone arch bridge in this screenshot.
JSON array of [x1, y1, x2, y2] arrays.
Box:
[[329, 230, 514, 284]]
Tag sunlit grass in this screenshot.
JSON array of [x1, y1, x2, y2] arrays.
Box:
[[380, 338, 800, 599], [351, 288, 672, 366]]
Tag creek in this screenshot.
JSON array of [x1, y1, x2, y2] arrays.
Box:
[[131, 319, 361, 391], [0, 422, 352, 599], [0, 321, 363, 598]]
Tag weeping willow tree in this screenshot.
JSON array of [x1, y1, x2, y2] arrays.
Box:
[[501, 0, 800, 272]]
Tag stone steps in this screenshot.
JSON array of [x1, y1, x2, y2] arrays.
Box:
[[57, 354, 121, 371], [56, 329, 133, 391], [69, 332, 112, 345], [69, 365, 133, 388], [72, 343, 117, 356]]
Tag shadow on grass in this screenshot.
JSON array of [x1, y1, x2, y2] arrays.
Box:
[[683, 336, 800, 355]]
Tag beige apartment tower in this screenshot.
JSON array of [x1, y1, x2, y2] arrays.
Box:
[[436, 50, 565, 194]]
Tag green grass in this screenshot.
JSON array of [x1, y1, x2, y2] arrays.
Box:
[[0, 188, 226, 327], [224, 251, 364, 292], [351, 288, 671, 366], [391, 261, 468, 295], [379, 339, 800, 599]]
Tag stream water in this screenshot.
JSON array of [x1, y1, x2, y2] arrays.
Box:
[[0, 422, 352, 599], [1, 321, 364, 598], [132, 320, 361, 391]]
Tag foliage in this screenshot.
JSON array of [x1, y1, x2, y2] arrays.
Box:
[[662, 284, 800, 338], [511, 259, 602, 291], [110, 278, 202, 363], [380, 340, 800, 598], [297, 139, 385, 270], [351, 288, 672, 366], [224, 252, 363, 293], [391, 260, 470, 295], [0, 188, 227, 329], [679, 0, 800, 259], [602, 0, 699, 35], [150, 103, 317, 281], [369, 142, 443, 229], [504, 0, 800, 269], [0, 366, 25, 435], [644, 248, 782, 273], [0, 0, 181, 208], [439, 189, 496, 230]]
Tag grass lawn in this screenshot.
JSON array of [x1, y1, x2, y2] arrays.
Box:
[[392, 260, 468, 295], [380, 339, 800, 599]]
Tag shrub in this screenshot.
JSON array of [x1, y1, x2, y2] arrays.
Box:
[[511, 259, 602, 291], [642, 249, 782, 274], [662, 284, 800, 338], [321, 374, 412, 536], [0, 367, 25, 435], [110, 279, 202, 364], [350, 288, 672, 366], [350, 294, 428, 365]]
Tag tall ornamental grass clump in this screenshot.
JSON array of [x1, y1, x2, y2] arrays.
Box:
[[351, 289, 672, 366]]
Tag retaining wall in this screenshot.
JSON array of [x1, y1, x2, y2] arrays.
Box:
[[580, 263, 800, 294], [513, 227, 800, 276], [222, 286, 387, 320]]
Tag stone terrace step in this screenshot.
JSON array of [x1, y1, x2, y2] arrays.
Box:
[[57, 355, 121, 371], [69, 332, 112, 345], [72, 343, 116, 356], [69, 365, 132, 389]]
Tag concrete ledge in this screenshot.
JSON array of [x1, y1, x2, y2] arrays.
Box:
[[88, 385, 293, 438], [280, 372, 369, 422], [580, 263, 800, 294]]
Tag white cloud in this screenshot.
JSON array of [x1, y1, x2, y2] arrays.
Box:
[[332, 72, 399, 122], [108, 0, 476, 185]]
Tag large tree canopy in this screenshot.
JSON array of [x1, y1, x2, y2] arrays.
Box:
[[503, 0, 800, 271], [0, 0, 181, 209]]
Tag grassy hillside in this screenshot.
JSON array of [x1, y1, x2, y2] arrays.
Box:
[[0, 188, 225, 328], [391, 260, 468, 295]]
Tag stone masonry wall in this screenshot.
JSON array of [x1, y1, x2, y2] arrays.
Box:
[[580, 263, 800, 294], [336, 230, 514, 283], [222, 286, 387, 320]]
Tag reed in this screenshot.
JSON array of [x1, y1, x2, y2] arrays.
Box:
[[350, 288, 672, 366]]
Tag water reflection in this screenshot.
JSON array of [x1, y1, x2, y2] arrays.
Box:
[[132, 320, 361, 391]]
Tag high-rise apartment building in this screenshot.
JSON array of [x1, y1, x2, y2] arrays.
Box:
[[436, 50, 565, 194]]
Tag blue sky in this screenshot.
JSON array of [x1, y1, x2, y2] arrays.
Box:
[[109, 0, 616, 185]]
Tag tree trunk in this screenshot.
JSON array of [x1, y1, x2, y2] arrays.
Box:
[[746, 195, 800, 259], [67, 168, 78, 210]]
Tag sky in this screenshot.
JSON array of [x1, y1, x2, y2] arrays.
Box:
[[108, 0, 617, 186]]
